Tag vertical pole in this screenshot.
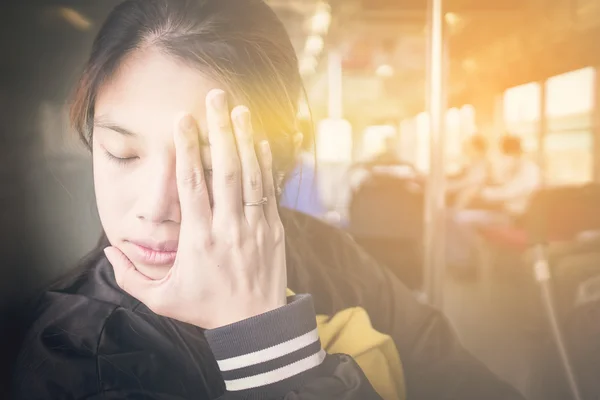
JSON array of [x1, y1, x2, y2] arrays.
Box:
[[328, 50, 343, 119], [423, 0, 446, 309], [325, 50, 346, 214], [538, 80, 547, 185], [494, 93, 504, 140], [533, 245, 583, 400], [593, 67, 600, 182]]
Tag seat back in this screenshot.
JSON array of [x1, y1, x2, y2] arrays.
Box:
[[530, 250, 600, 400], [525, 185, 600, 400], [348, 172, 423, 241], [347, 171, 424, 289], [525, 184, 600, 246]]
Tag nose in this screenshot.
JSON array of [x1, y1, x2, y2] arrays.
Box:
[[135, 157, 181, 224]]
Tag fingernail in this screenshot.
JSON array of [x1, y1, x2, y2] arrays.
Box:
[[232, 106, 250, 129], [208, 89, 227, 110], [260, 140, 270, 153], [180, 115, 195, 131]]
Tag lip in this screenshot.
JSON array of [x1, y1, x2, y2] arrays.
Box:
[[127, 239, 178, 266]]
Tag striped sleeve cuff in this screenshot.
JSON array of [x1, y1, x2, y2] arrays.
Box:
[[204, 294, 326, 399]]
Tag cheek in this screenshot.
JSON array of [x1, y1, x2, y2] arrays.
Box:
[[93, 154, 135, 236]]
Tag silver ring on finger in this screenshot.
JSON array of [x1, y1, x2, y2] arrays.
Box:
[[243, 197, 268, 207]]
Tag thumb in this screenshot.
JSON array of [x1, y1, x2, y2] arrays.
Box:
[[104, 246, 154, 302]]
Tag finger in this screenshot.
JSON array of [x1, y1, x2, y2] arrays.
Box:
[[231, 105, 264, 225], [104, 246, 156, 304], [206, 89, 243, 220], [174, 114, 212, 232], [257, 140, 280, 226]]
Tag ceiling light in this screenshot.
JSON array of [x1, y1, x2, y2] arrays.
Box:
[[461, 58, 477, 72], [304, 35, 324, 56], [58, 7, 92, 31], [376, 64, 394, 77], [311, 9, 331, 34], [444, 12, 461, 26]]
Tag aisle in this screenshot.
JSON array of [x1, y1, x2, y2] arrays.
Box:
[[442, 264, 546, 397]]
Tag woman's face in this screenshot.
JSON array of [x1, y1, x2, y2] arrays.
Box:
[[93, 49, 220, 280]]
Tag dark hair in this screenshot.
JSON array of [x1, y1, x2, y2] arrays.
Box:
[[468, 134, 487, 154], [500, 135, 522, 155], [297, 118, 315, 152], [71, 0, 301, 177]]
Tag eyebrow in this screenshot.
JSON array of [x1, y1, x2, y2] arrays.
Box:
[[93, 116, 210, 145], [93, 117, 139, 137]]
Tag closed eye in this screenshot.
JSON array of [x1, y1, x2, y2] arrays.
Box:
[[102, 148, 138, 165]]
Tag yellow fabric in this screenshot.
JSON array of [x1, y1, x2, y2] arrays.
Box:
[[287, 289, 406, 400]]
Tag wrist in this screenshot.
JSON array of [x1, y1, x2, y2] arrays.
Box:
[[204, 294, 325, 396], [195, 294, 288, 330]]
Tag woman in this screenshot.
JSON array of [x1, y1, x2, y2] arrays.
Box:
[[12, 1, 525, 399]]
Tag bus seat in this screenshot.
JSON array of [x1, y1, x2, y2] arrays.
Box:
[[525, 184, 600, 245], [478, 225, 529, 251], [479, 184, 600, 253], [348, 171, 424, 289]]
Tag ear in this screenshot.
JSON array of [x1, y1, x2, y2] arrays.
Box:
[[292, 131, 304, 154]]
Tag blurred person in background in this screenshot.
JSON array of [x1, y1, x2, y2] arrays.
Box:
[[447, 134, 541, 270], [480, 135, 541, 216], [348, 135, 417, 192], [279, 119, 326, 219], [447, 134, 490, 209], [366, 136, 403, 167]]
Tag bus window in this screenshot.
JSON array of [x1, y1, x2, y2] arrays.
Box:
[[503, 82, 541, 155], [544, 67, 595, 185]]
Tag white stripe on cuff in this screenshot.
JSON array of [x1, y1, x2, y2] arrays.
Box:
[[224, 349, 327, 391], [216, 327, 320, 372]]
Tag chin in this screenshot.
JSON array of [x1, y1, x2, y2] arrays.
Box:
[[134, 262, 173, 281]]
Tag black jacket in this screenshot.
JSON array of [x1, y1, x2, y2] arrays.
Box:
[[12, 210, 525, 399]]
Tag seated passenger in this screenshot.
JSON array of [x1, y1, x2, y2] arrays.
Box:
[[447, 135, 541, 269], [447, 134, 490, 209], [367, 136, 403, 167], [348, 137, 417, 193], [12, 1, 525, 399], [479, 135, 541, 216]]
